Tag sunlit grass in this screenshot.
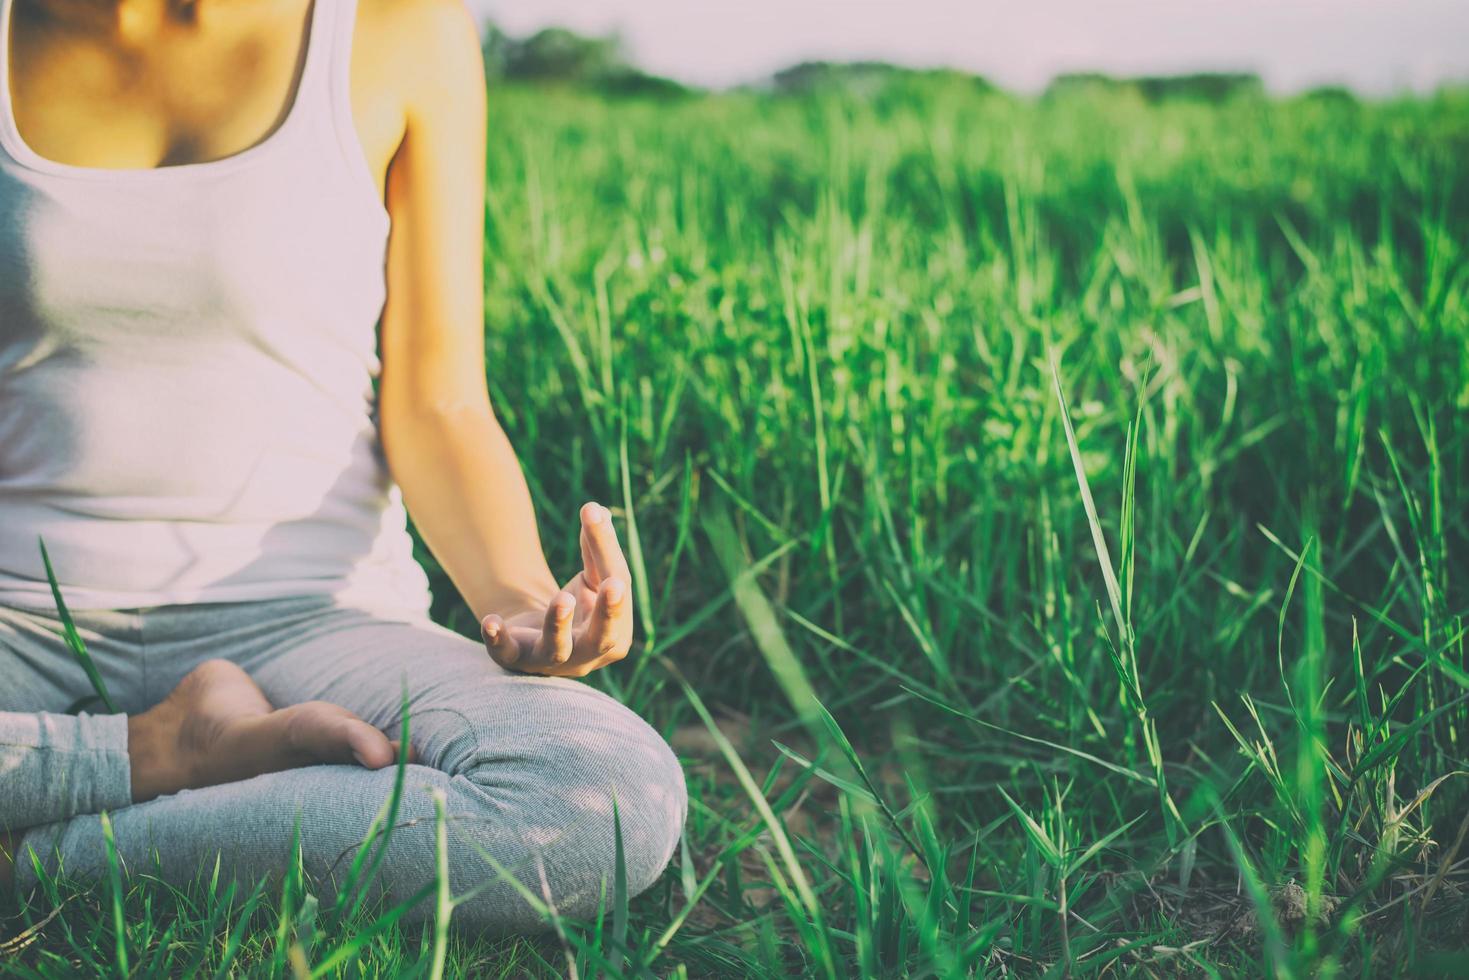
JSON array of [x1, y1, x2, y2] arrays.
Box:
[[4, 80, 1469, 976]]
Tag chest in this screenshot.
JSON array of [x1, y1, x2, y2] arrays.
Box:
[[3, 0, 403, 202]]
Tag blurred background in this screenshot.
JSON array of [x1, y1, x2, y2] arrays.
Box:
[[404, 3, 1469, 974], [471, 0, 1468, 97]]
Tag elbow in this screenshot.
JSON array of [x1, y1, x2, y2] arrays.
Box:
[[409, 393, 495, 424], [381, 382, 494, 431], [379, 392, 500, 460]]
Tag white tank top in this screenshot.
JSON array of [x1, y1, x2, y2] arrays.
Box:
[[0, 0, 434, 615]]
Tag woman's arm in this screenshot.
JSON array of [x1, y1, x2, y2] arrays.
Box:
[[375, 0, 556, 623], [373, 0, 632, 677]]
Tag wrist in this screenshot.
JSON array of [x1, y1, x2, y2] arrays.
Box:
[[473, 578, 561, 623]]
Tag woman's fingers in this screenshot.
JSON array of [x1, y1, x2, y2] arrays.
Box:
[[580, 517, 601, 589], [575, 575, 631, 666], [478, 500, 635, 678], [580, 501, 632, 586], [480, 613, 520, 666], [531, 590, 577, 666]]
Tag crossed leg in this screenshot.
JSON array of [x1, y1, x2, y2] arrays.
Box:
[[8, 597, 686, 933]]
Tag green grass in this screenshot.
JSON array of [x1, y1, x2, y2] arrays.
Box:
[[6, 78, 1469, 976]]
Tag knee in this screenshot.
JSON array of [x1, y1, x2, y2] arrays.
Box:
[[443, 681, 686, 930], [527, 698, 686, 898]]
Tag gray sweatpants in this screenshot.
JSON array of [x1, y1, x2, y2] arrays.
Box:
[[0, 593, 686, 933]]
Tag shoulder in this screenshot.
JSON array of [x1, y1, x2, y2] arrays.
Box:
[[365, 0, 482, 53], [357, 0, 486, 117]]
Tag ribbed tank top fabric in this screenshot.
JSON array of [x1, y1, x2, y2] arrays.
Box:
[[0, 0, 434, 616]]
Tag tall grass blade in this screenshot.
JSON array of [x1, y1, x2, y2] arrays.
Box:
[[39, 535, 116, 714], [98, 811, 129, 978], [428, 788, 453, 980], [703, 501, 822, 739], [609, 796, 628, 976]]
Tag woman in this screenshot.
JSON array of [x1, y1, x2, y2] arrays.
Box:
[[0, 0, 685, 933]]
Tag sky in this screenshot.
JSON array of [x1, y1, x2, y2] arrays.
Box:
[[472, 0, 1469, 96]]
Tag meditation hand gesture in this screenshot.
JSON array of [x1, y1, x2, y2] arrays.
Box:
[[480, 502, 635, 678]]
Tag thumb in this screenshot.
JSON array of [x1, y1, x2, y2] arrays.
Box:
[[481, 613, 522, 665]]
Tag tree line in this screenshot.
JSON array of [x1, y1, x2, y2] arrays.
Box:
[[482, 22, 1348, 104]]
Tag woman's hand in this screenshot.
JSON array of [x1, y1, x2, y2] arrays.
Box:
[[479, 501, 635, 678]]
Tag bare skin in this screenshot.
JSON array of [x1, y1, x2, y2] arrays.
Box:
[[126, 659, 406, 801], [0, 660, 405, 888], [9, 0, 640, 673], [0, 0, 640, 887]]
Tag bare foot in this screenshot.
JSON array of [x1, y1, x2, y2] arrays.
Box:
[[127, 660, 407, 803]]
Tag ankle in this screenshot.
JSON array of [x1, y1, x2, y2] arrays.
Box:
[[126, 707, 188, 803]]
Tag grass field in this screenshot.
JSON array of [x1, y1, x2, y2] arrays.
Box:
[[5, 78, 1469, 976]]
